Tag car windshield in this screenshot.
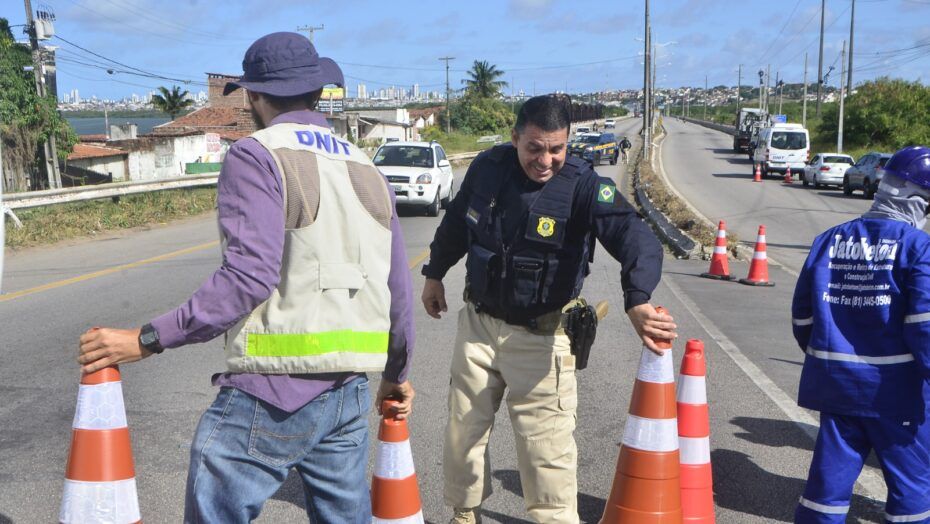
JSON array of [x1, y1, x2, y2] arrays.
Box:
[[824, 156, 853, 164], [373, 146, 434, 168], [878, 157, 890, 168], [579, 135, 600, 144], [771, 131, 807, 150]]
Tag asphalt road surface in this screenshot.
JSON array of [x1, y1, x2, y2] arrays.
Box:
[[0, 117, 886, 523]]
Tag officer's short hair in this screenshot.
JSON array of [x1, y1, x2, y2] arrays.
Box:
[[515, 94, 572, 135]]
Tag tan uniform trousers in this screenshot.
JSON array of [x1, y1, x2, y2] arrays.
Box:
[[444, 302, 579, 524]]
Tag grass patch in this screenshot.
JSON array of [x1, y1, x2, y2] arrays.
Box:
[[636, 123, 740, 256], [420, 127, 503, 155], [5, 188, 217, 250]]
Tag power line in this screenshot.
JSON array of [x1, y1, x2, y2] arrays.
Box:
[[758, 0, 805, 63]]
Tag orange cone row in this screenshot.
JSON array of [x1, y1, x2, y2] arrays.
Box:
[[701, 221, 775, 286], [600, 306, 681, 523], [371, 400, 424, 523], [677, 340, 715, 523], [60, 367, 141, 524]]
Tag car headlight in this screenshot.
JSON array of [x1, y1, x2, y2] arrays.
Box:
[[585, 147, 593, 152], [416, 173, 432, 184]]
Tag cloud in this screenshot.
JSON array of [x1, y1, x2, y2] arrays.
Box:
[[507, 0, 557, 19]]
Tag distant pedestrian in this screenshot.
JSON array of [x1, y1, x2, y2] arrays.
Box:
[[77, 32, 416, 523], [792, 146, 930, 523], [421, 94, 675, 524]]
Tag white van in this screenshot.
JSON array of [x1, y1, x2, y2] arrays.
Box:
[[752, 123, 810, 178]]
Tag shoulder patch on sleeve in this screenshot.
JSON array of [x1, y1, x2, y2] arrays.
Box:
[[596, 181, 616, 204]]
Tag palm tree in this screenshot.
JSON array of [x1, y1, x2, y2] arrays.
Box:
[[463, 60, 508, 99], [150, 85, 194, 120]]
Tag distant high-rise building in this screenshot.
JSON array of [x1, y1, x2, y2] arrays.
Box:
[[413, 83, 420, 99], [71, 89, 80, 104], [357, 83, 367, 100]]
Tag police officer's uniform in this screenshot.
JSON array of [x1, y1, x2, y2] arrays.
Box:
[[423, 144, 663, 522], [792, 218, 930, 523]]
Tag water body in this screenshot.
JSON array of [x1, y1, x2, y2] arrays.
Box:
[[65, 117, 171, 136]]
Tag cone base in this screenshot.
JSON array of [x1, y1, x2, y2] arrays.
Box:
[[700, 273, 733, 281], [738, 278, 774, 287]]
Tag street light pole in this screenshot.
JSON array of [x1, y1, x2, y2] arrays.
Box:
[[643, 0, 651, 157], [838, 40, 847, 153], [24, 0, 61, 189], [438, 56, 455, 134], [816, 0, 826, 118], [737, 64, 742, 117], [803, 52, 809, 128]]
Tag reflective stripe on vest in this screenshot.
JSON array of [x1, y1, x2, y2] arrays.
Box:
[[806, 346, 915, 365], [247, 330, 389, 357], [798, 497, 849, 515], [904, 311, 930, 324]]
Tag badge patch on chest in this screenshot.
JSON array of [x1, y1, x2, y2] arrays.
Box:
[[597, 183, 615, 204], [466, 207, 481, 225], [536, 216, 556, 237]]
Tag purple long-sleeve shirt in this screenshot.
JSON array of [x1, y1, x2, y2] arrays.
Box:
[[149, 110, 415, 412]]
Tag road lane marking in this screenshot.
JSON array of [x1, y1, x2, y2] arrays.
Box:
[[1, 243, 432, 304], [661, 275, 887, 502], [408, 249, 430, 270], [0, 241, 219, 303]]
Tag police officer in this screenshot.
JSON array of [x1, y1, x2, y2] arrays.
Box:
[[619, 136, 632, 163], [421, 94, 676, 524], [792, 146, 930, 523]]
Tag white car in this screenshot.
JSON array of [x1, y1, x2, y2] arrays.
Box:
[[373, 141, 454, 217], [574, 126, 592, 138], [604, 119, 616, 129], [803, 153, 855, 189]]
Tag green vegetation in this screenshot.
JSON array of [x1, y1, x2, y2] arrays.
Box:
[[5, 188, 217, 249], [1, 18, 77, 192], [438, 60, 515, 135], [150, 85, 195, 120], [420, 126, 499, 155]]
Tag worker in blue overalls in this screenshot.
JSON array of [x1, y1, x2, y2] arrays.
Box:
[[792, 146, 930, 523]]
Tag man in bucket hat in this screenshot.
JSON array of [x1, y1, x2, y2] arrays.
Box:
[[78, 32, 416, 523]]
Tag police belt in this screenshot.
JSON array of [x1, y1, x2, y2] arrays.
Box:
[[469, 299, 574, 331]]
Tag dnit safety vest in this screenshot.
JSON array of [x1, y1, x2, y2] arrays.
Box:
[[224, 122, 394, 374], [792, 218, 930, 418], [464, 145, 594, 322]]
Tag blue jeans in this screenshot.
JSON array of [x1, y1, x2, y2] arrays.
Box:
[[184, 376, 372, 523]]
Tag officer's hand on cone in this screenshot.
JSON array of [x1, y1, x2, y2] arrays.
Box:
[[376, 379, 415, 420], [78, 327, 153, 374], [626, 303, 678, 355], [422, 278, 448, 319]]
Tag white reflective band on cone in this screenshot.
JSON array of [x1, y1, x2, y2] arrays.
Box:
[[886, 508, 930, 522], [372, 510, 425, 524], [636, 348, 674, 384], [73, 381, 128, 430], [60, 478, 141, 523], [676, 375, 707, 404], [806, 347, 914, 365], [374, 440, 416, 479], [717, 230, 726, 238], [713, 246, 727, 254], [753, 251, 768, 260], [758, 235, 767, 243], [621, 415, 679, 452], [798, 496, 849, 514], [679, 436, 711, 464]]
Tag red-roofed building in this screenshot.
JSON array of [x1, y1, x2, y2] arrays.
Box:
[[65, 144, 129, 184]]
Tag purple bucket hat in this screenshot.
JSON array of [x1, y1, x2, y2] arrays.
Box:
[[224, 32, 344, 97]]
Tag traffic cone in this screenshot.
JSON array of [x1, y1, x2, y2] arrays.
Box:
[[60, 366, 141, 524], [371, 400, 424, 524], [677, 340, 715, 523], [752, 164, 762, 183], [599, 306, 681, 524], [783, 167, 793, 184], [739, 225, 775, 287], [700, 221, 733, 281]]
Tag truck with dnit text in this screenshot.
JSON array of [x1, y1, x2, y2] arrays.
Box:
[[733, 108, 768, 154]]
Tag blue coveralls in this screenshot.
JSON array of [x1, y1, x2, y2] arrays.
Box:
[[792, 218, 930, 523]]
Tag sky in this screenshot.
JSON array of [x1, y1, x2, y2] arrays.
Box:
[[4, 0, 930, 101]]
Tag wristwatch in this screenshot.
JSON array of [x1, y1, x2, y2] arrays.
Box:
[[139, 323, 164, 354]]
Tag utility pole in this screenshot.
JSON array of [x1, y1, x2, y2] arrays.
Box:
[[681, 91, 685, 117], [643, 0, 651, 157], [838, 40, 847, 153], [758, 69, 764, 112], [737, 64, 742, 117], [765, 64, 771, 114], [816, 0, 826, 118], [438, 56, 454, 134], [1, 134, 5, 294], [848, 0, 855, 93], [24, 0, 61, 189], [296, 24, 324, 42], [777, 72, 783, 115], [652, 42, 657, 122], [801, 53, 807, 128], [703, 75, 707, 121]]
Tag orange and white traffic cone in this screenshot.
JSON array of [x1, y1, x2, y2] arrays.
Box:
[[752, 164, 762, 183], [700, 221, 733, 281], [739, 225, 775, 287], [677, 340, 715, 523], [783, 167, 793, 184], [599, 306, 681, 524], [60, 367, 141, 524], [371, 400, 424, 524]]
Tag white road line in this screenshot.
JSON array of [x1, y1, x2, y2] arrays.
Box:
[[662, 275, 888, 502]]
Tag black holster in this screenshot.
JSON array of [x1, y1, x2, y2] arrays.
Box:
[[564, 303, 597, 370]]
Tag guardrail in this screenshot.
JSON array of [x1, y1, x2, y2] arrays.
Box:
[[4, 173, 220, 211], [678, 116, 736, 135]]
